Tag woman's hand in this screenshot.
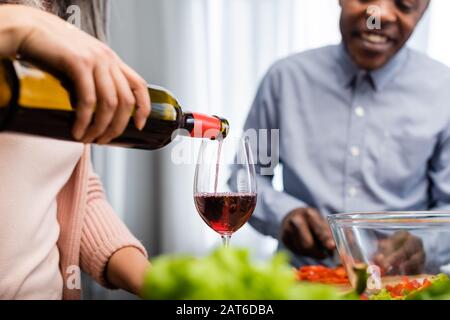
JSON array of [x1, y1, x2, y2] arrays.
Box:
[[106, 247, 151, 297], [0, 4, 151, 144]]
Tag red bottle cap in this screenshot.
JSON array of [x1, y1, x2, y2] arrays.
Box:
[[191, 113, 222, 139]]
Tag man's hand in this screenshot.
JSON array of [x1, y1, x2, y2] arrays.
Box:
[[0, 4, 151, 144], [280, 208, 335, 259], [373, 231, 425, 275]]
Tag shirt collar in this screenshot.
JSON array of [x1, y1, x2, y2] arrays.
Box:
[[335, 42, 409, 91]]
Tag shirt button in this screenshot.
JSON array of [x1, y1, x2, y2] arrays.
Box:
[[355, 106, 365, 117], [350, 146, 360, 157], [348, 187, 358, 197]]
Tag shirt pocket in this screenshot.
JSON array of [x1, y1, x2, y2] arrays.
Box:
[[375, 132, 436, 189]]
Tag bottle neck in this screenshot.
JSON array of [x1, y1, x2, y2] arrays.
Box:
[[183, 112, 229, 140]]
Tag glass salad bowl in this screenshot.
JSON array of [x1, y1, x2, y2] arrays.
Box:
[[328, 211, 450, 297]]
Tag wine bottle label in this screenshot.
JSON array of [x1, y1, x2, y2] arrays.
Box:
[[191, 113, 222, 139], [0, 61, 12, 108], [13, 61, 181, 118], [13, 61, 73, 112]]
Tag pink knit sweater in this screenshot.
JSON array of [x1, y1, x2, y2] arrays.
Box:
[[57, 145, 147, 300]]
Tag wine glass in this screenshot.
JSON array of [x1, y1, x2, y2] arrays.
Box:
[[194, 137, 257, 247]]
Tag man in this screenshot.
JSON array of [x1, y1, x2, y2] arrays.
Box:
[[239, 0, 450, 270]]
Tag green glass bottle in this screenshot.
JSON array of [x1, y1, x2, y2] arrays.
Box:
[[0, 59, 229, 150]]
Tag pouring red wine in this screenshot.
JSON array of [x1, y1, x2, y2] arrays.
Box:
[[194, 137, 257, 247]]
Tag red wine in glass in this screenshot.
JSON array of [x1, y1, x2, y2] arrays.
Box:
[[194, 192, 257, 235], [194, 137, 257, 247]]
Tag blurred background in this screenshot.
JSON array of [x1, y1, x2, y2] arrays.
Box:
[[84, 0, 450, 299]]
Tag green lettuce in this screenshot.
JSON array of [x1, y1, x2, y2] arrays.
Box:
[[370, 273, 450, 300], [369, 289, 395, 300], [141, 247, 356, 300], [406, 274, 450, 300]]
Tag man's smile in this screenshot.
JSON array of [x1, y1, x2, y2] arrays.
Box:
[[339, 0, 430, 70], [352, 29, 397, 55]]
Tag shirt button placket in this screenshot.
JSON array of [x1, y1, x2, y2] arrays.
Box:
[[350, 146, 360, 157], [344, 78, 369, 211], [355, 106, 365, 118]]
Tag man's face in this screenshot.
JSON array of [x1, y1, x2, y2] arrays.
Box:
[[339, 0, 429, 70]]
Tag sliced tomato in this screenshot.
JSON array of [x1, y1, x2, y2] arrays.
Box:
[[390, 284, 405, 297], [422, 278, 432, 288], [360, 293, 369, 300], [296, 265, 350, 285], [385, 276, 435, 299]]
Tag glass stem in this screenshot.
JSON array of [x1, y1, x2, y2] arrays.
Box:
[[221, 235, 231, 247]]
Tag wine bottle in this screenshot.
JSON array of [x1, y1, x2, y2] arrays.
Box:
[[0, 58, 229, 150]]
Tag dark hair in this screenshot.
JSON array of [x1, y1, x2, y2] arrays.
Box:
[[51, 0, 109, 41]]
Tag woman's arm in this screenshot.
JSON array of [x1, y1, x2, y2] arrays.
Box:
[[0, 4, 150, 143], [106, 247, 151, 296], [79, 165, 150, 297], [1, 4, 153, 297]]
